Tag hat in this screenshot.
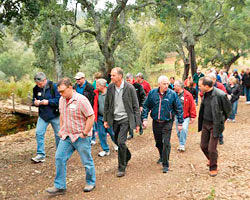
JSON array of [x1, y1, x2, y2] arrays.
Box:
[[34, 72, 46, 82], [74, 72, 85, 79], [136, 72, 144, 79]]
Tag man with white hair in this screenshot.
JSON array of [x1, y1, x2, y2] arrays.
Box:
[[142, 75, 184, 173]]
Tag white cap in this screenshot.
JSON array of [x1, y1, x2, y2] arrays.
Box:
[[74, 72, 85, 79]]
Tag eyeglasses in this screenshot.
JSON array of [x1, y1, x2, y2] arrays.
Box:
[[75, 78, 83, 81], [58, 87, 69, 94], [34, 78, 42, 82]]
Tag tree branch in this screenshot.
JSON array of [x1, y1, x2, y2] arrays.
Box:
[[126, 1, 156, 10]]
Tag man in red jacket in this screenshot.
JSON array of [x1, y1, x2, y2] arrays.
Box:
[[174, 80, 196, 152], [136, 72, 151, 96]]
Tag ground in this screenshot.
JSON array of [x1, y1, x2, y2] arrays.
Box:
[[0, 97, 250, 200]]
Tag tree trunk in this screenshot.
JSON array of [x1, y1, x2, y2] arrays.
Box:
[[52, 43, 63, 81], [224, 54, 241, 72], [182, 63, 190, 81], [188, 45, 197, 76], [103, 52, 115, 83]]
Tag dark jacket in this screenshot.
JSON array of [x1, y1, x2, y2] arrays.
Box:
[[242, 73, 250, 88], [142, 88, 184, 123], [33, 80, 60, 122], [198, 87, 232, 137], [193, 72, 205, 84], [226, 84, 241, 104], [104, 81, 140, 129], [74, 80, 95, 107], [133, 82, 146, 107], [184, 86, 197, 100]]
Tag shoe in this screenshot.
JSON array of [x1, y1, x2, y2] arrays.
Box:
[[83, 184, 95, 192], [91, 140, 96, 145], [46, 187, 66, 196], [139, 128, 143, 135], [231, 119, 235, 123], [209, 170, 218, 177], [31, 155, 45, 163], [246, 101, 250, 104], [127, 135, 133, 140], [219, 140, 224, 145], [227, 119, 232, 122], [157, 158, 163, 164], [177, 145, 185, 152], [163, 167, 168, 173], [114, 145, 118, 152], [98, 151, 110, 157], [117, 171, 125, 177]]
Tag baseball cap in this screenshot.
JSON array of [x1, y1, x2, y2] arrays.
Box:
[[136, 72, 144, 78], [74, 72, 85, 79], [34, 72, 46, 82]]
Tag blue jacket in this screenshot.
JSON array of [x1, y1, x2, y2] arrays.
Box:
[[142, 88, 184, 123], [33, 80, 60, 122]]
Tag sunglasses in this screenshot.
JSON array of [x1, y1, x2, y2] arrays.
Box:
[[75, 78, 83, 81], [34, 78, 42, 82]]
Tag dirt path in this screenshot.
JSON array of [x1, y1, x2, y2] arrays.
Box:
[[0, 97, 250, 200]]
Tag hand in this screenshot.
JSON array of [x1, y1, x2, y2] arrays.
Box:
[[178, 125, 183, 131], [79, 132, 88, 138], [104, 121, 109, 128], [190, 118, 195, 124], [40, 99, 49, 105], [135, 126, 140, 133], [34, 99, 40, 106], [143, 120, 148, 129], [140, 107, 143, 112]]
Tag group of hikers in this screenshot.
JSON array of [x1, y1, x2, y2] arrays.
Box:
[[30, 66, 250, 196]]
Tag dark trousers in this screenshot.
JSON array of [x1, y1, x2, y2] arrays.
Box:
[[152, 120, 174, 168], [113, 118, 131, 172], [200, 122, 219, 171]]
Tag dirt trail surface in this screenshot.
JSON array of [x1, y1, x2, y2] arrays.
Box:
[[0, 98, 250, 200]]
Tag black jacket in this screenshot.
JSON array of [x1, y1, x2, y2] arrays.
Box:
[[242, 73, 250, 88], [104, 81, 140, 129], [184, 86, 197, 100], [198, 87, 232, 137], [133, 82, 146, 107], [74, 81, 95, 107], [226, 84, 241, 103]]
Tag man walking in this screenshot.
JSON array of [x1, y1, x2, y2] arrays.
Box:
[[136, 72, 151, 96], [174, 80, 196, 152], [94, 78, 117, 157], [198, 77, 231, 177], [193, 68, 205, 105], [104, 67, 140, 177], [142, 76, 184, 173], [242, 68, 250, 104], [126, 73, 146, 139], [31, 72, 60, 163], [46, 78, 96, 196]]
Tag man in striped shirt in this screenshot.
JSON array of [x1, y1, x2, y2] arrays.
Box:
[[46, 78, 96, 196]]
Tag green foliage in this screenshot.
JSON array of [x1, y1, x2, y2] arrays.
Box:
[[206, 188, 216, 200]]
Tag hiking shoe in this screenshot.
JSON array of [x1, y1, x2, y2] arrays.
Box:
[[46, 187, 66, 196], [31, 155, 45, 163], [114, 145, 118, 152], [209, 170, 218, 177], [157, 158, 163, 164], [91, 140, 96, 145], [98, 151, 110, 157], [117, 171, 125, 177], [127, 135, 133, 140], [178, 145, 185, 152], [83, 184, 95, 192], [231, 119, 235, 123], [163, 167, 169, 173]]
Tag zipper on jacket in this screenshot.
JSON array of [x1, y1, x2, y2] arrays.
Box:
[[158, 95, 162, 120]]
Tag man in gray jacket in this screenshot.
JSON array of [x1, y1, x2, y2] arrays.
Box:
[[104, 67, 140, 177]]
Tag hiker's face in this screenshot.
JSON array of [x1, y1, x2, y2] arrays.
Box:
[[35, 79, 47, 88], [58, 84, 73, 99]]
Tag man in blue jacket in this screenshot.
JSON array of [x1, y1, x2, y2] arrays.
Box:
[[142, 75, 184, 173], [31, 72, 61, 163]]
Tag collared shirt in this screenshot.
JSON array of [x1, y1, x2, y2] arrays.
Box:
[[98, 91, 106, 116], [76, 80, 87, 94], [114, 80, 128, 120], [59, 91, 94, 142]]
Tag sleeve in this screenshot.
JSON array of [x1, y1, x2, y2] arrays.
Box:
[[131, 86, 141, 126], [48, 83, 60, 107], [139, 85, 146, 107], [80, 97, 94, 117], [141, 92, 151, 120], [189, 95, 197, 119], [103, 86, 110, 122], [32, 87, 36, 106], [174, 93, 184, 124], [221, 94, 232, 120]]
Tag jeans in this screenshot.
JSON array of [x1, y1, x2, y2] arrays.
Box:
[[229, 100, 238, 120], [152, 120, 174, 168], [54, 136, 96, 189], [175, 117, 190, 146], [245, 87, 250, 102], [113, 118, 130, 172], [97, 115, 115, 152], [200, 121, 219, 171], [36, 116, 60, 157], [91, 122, 97, 142]]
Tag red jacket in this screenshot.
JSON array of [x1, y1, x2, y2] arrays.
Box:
[[93, 89, 99, 122], [183, 89, 197, 119], [137, 80, 151, 96]]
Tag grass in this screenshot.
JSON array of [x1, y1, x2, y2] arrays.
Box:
[[206, 188, 216, 200]]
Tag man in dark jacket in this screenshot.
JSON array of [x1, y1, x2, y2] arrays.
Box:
[[104, 67, 140, 177], [142, 75, 184, 173], [126, 73, 146, 139], [242, 68, 250, 104], [32, 72, 61, 163], [193, 68, 205, 105], [74, 72, 96, 145], [198, 76, 231, 177]]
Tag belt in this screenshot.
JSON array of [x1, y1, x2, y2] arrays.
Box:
[[154, 120, 167, 123]]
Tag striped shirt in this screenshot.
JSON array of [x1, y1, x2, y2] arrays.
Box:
[[59, 91, 94, 142]]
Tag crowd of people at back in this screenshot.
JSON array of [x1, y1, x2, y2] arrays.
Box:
[[30, 66, 250, 196]]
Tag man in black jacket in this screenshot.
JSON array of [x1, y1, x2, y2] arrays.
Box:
[[104, 67, 140, 177], [198, 76, 231, 177], [126, 73, 146, 139], [242, 68, 250, 104]]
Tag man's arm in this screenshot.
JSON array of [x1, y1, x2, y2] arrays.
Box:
[[82, 114, 95, 136]]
